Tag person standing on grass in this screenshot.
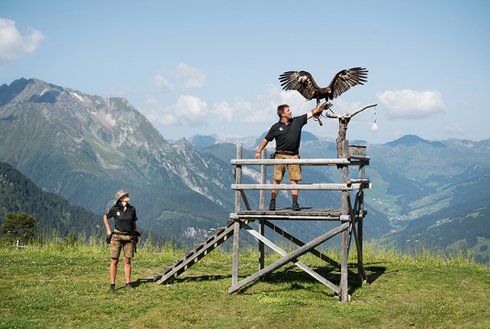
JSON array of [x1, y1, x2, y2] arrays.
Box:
[[254, 103, 328, 211], [103, 190, 139, 291]]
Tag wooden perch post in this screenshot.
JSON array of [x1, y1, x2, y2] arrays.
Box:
[[325, 103, 377, 158]]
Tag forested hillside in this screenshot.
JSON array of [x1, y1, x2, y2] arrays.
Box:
[[0, 162, 101, 237]]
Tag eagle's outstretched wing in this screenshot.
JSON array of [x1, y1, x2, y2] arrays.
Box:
[[328, 67, 368, 99], [279, 71, 320, 101]]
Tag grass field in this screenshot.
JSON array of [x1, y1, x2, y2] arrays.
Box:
[[1, 242, 489, 329]]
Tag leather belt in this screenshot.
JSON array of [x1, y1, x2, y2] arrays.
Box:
[[274, 150, 299, 156]]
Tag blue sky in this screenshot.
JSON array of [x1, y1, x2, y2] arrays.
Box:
[[1, 0, 489, 143]]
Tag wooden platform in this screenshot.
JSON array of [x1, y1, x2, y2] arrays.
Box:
[[231, 207, 343, 221]]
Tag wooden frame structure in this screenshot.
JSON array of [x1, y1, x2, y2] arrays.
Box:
[[228, 139, 370, 301]]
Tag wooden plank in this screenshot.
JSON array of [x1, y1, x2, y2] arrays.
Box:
[[347, 194, 367, 283], [339, 141, 351, 302], [232, 146, 242, 294], [239, 190, 252, 211], [348, 155, 370, 161], [231, 158, 350, 166], [242, 223, 340, 294], [231, 183, 352, 191], [234, 144, 242, 214], [231, 221, 240, 286], [358, 163, 367, 283], [258, 221, 265, 270], [235, 208, 342, 220], [233, 214, 340, 221], [340, 228, 349, 301], [228, 221, 350, 294], [259, 149, 267, 210], [263, 221, 342, 270], [346, 178, 370, 187]]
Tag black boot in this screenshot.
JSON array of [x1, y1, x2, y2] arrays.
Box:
[[292, 201, 300, 211], [269, 199, 276, 211]]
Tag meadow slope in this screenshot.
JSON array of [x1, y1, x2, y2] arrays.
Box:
[[1, 244, 489, 329]]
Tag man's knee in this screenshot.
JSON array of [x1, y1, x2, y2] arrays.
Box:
[[124, 257, 131, 265]]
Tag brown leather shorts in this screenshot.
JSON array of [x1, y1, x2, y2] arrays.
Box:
[[274, 154, 302, 181]]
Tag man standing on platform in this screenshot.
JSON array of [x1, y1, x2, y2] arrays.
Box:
[[254, 103, 328, 211]]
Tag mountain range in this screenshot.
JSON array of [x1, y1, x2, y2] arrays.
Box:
[[0, 78, 233, 244], [0, 78, 489, 262]]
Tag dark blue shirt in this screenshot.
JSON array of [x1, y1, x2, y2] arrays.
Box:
[[264, 114, 308, 152]]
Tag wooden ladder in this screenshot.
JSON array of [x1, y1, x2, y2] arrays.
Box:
[[153, 222, 235, 284]]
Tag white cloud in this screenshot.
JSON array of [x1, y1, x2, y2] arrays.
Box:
[[153, 73, 174, 91], [212, 101, 233, 121], [377, 89, 444, 119], [0, 18, 44, 63], [176, 95, 208, 119], [143, 95, 208, 127], [177, 63, 206, 89]]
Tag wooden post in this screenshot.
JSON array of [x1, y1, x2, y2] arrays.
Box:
[[340, 224, 349, 301], [259, 149, 267, 209], [232, 144, 242, 286], [259, 222, 265, 271], [358, 160, 366, 282], [259, 149, 266, 270], [340, 139, 350, 301]]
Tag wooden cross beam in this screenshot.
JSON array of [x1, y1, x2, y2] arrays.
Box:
[[241, 222, 341, 294], [262, 220, 358, 277], [228, 220, 351, 295]]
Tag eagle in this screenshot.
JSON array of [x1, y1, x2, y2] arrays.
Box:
[[279, 67, 368, 106]]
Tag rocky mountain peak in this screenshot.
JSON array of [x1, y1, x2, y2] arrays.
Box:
[[0, 78, 233, 220]]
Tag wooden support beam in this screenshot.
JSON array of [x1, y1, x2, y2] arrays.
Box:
[[242, 223, 340, 294], [340, 227, 350, 301], [263, 220, 340, 269], [230, 210, 342, 221], [232, 183, 353, 191], [232, 145, 242, 286], [259, 149, 267, 210], [258, 149, 267, 270], [239, 190, 251, 211], [231, 158, 350, 166], [348, 194, 368, 283], [228, 221, 350, 294], [339, 139, 350, 302], [258, 221, 265, 270], [232, 221, 240, 286]]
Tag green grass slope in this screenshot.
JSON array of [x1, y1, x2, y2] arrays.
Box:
[[1, 244, 489, 329]]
